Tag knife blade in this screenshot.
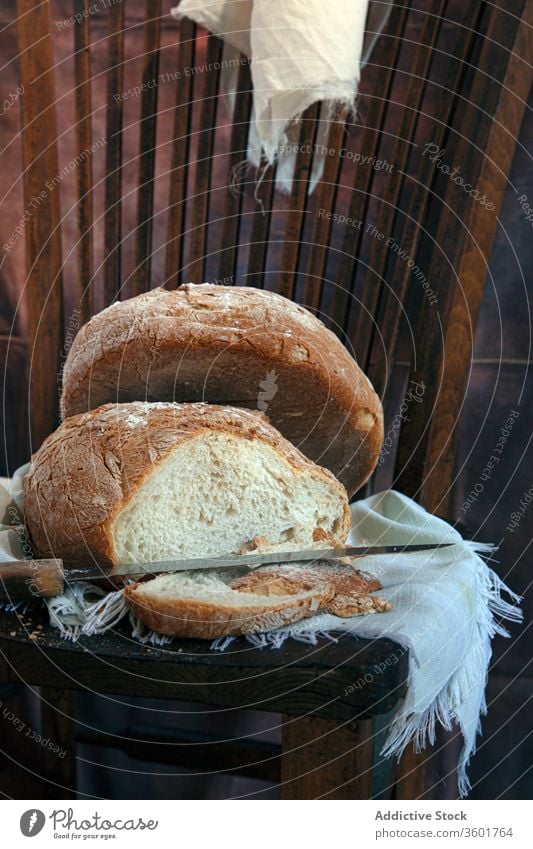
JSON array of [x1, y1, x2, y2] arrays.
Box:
[[65, 542, 455, 583], [0, 544, 455, 600]]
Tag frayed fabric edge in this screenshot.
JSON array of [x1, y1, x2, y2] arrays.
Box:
[[211, 628, 339, 652], [232, 97, 356, 201], [379, 554, 522, 798]]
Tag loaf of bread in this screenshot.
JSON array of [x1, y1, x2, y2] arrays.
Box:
[[125, 561, 392, 639], [24, 402, 350, 570], [60, 285, 383, 495]]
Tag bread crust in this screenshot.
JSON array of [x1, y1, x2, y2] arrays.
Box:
[[24, 402, 350, 570], [124, 561, 392, 639], [124, 584, 332, 639], [230, 562, 383, 597], [60, 285, 383, 495]]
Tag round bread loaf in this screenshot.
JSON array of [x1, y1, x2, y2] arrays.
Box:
[[61, 284, 383, 495], [24, 402, 350, 570]]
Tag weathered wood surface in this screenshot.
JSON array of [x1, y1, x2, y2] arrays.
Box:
[[0, 606, 407, 722], [40, 688, 76, 798], [165, 17, 196, 289], [103, 0, 125, 306], [134, 0, 163, 296], [73, 0, 94, 323], [78, 721, 281, 783], [16, 0, 64, 450], [281, 715, 375, 799]]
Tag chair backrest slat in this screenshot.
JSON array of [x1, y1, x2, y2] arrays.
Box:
[[246, 159, 277, 288], [331, 0, 409, 342], [164, 17, 196, 289], [103, 0, 125, 306], [187, 33, 224, 282], [218, 60, 253, 285], [73, 0, 94, 323], [302, 116, 347, 314], [278, 101, 321, 300], [134, 0, 163, 296], [16, 0, 64, 448]]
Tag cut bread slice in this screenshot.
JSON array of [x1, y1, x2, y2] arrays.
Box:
[[124, 561, 392, 639], [24, 402, 350, 570], [124, 569, 333, 639]]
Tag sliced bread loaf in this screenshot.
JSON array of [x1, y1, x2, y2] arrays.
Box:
[[60, 284, 383, 495], [124, 561, 392, 638], [24, 402, 350, 570]]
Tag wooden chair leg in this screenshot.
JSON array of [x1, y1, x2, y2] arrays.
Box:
[[0, 684, 40, 798], [40, 688, 76, 798], [391, 747, 427, 799], [281, 714, 374, 799]]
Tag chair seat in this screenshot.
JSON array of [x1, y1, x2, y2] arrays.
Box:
[[0, 605, 407, 720]]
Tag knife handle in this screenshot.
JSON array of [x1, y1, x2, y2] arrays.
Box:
[[0, 559, 65, 601]]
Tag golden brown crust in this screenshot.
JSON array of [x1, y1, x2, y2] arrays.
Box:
[[124, 584, 331, 639], [230, 561, 391, 624], [60, 285, 383, 495], [124, 561, 391, 639], [229, 561, 383, 597], [23, 401, 350, 570]]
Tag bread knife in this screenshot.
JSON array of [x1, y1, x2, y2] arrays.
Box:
[[0, 544, 454, 601]]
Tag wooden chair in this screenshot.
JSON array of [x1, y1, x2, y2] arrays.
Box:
[[1, 0, 531, 799]]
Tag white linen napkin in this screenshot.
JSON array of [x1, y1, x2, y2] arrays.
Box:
[[230, 491, 521, 798], [0, 469, 521, 796], [170, 0, 393, 192]]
